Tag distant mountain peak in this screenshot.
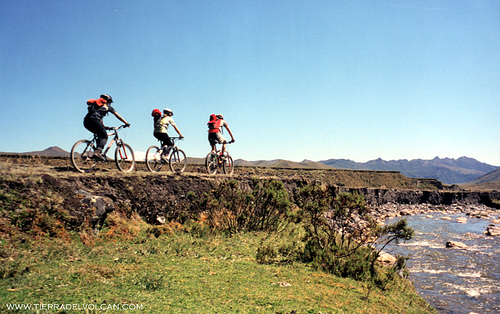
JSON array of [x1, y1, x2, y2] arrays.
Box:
[[17, 146, 70, 157]]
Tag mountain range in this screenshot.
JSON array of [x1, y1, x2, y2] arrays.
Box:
[[2, 147, 498, 185], [319, 157, 499, 185]]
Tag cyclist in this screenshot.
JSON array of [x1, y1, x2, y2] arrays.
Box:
[[83, 94, 130, 160], [152, 108, 184, 157], [208, 114, 235, 159]]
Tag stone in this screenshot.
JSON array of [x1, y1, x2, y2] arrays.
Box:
[[77, 189, 115, 231], [377, 251, 397, 266], [446, 241, 468, 249], [485, 224, 500, 236], [456, 217, 467, 224]]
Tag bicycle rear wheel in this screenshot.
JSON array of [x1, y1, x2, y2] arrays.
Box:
[[146, 146, 165, 172], [169, 148, 187, 173], [205, 152, 218, 175], [71, 139, 98, 173], [223, 155, 234, 175], [115, 143, 135, 172]]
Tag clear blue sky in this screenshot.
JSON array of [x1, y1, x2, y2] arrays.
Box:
[[1, 0, 499, 166]]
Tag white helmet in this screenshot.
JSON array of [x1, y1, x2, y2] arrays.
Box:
[[163, 108, 173, 116]]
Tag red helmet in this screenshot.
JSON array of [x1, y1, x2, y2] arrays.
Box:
[[151, 109, 161, 117]]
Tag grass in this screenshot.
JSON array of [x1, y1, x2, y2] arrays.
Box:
[[0, 211, 436, 314]]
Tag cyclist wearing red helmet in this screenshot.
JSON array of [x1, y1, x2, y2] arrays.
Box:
[[84, 94, 130, 160], [152, 108, 184, 156], [208, 114, 235, 157]]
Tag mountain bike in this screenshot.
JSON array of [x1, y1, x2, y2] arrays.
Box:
[[205, 141, 234, 175], [70, 125, 135, 173], [145, 137, 187, 173]]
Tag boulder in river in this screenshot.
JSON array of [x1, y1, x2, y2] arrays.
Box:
[[446, 241, 468, 249], [485, 224, 500, 236]]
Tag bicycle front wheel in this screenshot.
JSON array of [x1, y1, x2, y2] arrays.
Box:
[[169, 149, 187, 173], [145, 146, 164, 172], [71, 139, 97, 173], [223, 155, 234, 175], [115, 143, 135, 172], [205, 152, 218, 175]]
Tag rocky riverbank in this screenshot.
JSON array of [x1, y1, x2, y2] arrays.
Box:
[[371, 202, 500, 237]]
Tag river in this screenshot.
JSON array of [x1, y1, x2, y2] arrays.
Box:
[[384, 212, 499, 314]]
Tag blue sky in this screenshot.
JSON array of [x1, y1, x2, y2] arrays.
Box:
[[1, 0, 499, 166]]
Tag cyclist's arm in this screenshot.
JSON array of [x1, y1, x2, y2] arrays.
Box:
[[224, 124, 235, 142], [113, 112, 130, 126], [172, 125, 184, 138]]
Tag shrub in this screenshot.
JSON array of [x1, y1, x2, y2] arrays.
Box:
[[201, 179, 292, 233], [294, 182, 413, 288]]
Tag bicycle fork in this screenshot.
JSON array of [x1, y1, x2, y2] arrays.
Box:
[[115, 139, 130, 160]]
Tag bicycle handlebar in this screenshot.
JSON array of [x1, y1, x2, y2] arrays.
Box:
[[105, 124, 130, 131]]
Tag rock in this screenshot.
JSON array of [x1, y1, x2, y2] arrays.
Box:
[[377, 251, 397, 266], [456, 217, 467, 224], [77, 189, 115, 231], [271, 282, 291, 287], [446, 241, 468, 249], [442, 217, 452, 221], [485, 224, 500, 236], [157, 216, 166, 224], [426, 215, 434, 219]]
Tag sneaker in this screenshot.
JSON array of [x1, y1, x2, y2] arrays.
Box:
[[93, 149, 105, 161]]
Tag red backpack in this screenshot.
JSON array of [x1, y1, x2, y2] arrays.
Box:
[[207, 114, 222, 133], [151, 109, 161, 117], [87, 98, 107, 107]]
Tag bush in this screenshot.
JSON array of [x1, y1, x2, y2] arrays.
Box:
[[293, 182, 413, 288], [201, 179, 292, 233]]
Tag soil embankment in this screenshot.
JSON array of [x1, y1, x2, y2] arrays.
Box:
[[1, 154, 499, 230]]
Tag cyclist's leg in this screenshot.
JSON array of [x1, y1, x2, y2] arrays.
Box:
[[208, 134, 217, 153], [84, 118, 107, 150], [217, 133, 227, 155], [155, 132, 172, 155]]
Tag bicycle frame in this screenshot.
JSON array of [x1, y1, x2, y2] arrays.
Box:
[[100, 127, 128, 160]]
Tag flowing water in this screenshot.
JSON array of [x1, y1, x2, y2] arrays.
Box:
[[385, 212, 499, 314]]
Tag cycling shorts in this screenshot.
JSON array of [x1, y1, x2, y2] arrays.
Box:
[[208, 132, 226, 146]]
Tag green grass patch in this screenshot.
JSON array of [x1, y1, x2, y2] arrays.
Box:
[[0, 212, 435, 313]]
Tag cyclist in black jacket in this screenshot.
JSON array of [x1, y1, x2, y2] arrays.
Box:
[[83, 94, 130, 160]]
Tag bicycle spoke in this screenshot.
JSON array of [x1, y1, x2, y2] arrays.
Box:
[[223, 155, 234, 175], [169, 149, 187, 173], [146, 146, 165, 172], [71, 140, 98, 173], [205, 152, 218, 175], [115, 143, 135, 172]]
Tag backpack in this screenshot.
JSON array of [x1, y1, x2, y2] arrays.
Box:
[[151, 109, 162, 117], [207, 114, 222, 133], [87, 98, 107, 107]]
